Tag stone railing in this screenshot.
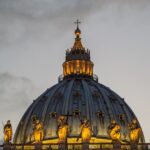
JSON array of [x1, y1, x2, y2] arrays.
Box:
[[0, 142, 150, 150], [58, 74, 99, 83]]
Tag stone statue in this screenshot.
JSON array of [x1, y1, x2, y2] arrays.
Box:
[[3, 120, 12, 143], [32, 119, 44, 143], [128, 119, 141, 143], [108, 119, 121, 141], [57, 115, 69, 143], [80, 118, 92, 142]]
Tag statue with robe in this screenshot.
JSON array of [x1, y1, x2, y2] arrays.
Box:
[[3, 120, 12, 143], [108, 119, 121, 141], [57, 115, 69, 143], [80, 118, 92, 142], [32, 119, 44, 143], [128, 119, 141, 143]]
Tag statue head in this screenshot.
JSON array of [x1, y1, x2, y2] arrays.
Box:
[[111, 119, 116, 124], [36, 119, 40, 124], [82, 117, 89, 124], [60, 115, 65, 121], [31, 115, 38, 124], [58, 115, 65, 124], [132, 118, 137, 124], [7, 120, 11, 124]]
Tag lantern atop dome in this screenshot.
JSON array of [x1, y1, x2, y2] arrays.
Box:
[[63, 20, 94, 78]]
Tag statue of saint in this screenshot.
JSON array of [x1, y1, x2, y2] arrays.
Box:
[[57, 115, 69, 143], [3, 120, 12, 143], [80, 118, 92, 142], [128, 119, 141, 143], [32, 119, 44, 143], [108, 119, 121, 141]]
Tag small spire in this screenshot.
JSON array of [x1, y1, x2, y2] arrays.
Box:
[[74, 19, 81, 29], [74, 19, 81, 37], [72, 19, 83, 50]]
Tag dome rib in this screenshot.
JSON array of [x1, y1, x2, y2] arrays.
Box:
[[95, 83, 114, 120], [82, 80, 97, 128], [91, 81, 113, 137], [41, 81, 66, 123], [62, 80, 74, 115], [22, 90, 50, 143], [14, 102, 34, 143]]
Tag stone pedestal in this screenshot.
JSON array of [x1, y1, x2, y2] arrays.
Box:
[[3, 143, 16, 150], [46, 145, 52, 150], [58, 143, 67, 150], [3, 144, 12, 150], [113, 141, 121, 150], [35, 143, 42, 150], [82, 143, 89, 150], [131, 143, 138, 150]]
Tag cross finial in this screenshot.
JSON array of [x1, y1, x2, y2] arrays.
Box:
[[74, 19, 81, 28]]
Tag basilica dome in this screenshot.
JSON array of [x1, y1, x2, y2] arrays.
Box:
[[14, 22, 145, 145]]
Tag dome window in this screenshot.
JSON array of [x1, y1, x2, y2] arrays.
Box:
[[97, 111, 104, 118], [118, 114, 125, 121], [73, 109, 81, 117], [118, 114, 126, 125], [92, 90, 101, 98], [53, 92, 63, 100], [49, 112, 57, 118], [97, 111, 105, 128], [73, 90, 81, 97], [109, 94, 117, 102]]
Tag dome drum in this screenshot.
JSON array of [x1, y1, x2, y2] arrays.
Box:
[[63, 60, 93, 77]]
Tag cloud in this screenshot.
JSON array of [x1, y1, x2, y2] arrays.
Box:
[[0, 0, 149, 19], [0, 73, 39, 108], [0, 73, 40, 140], [0, 0, 149, 23], [0, 0, 150, 50]]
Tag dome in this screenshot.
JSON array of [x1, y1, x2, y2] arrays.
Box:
[[14, 78, 145, 144], [14, 22, 145, 145]]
